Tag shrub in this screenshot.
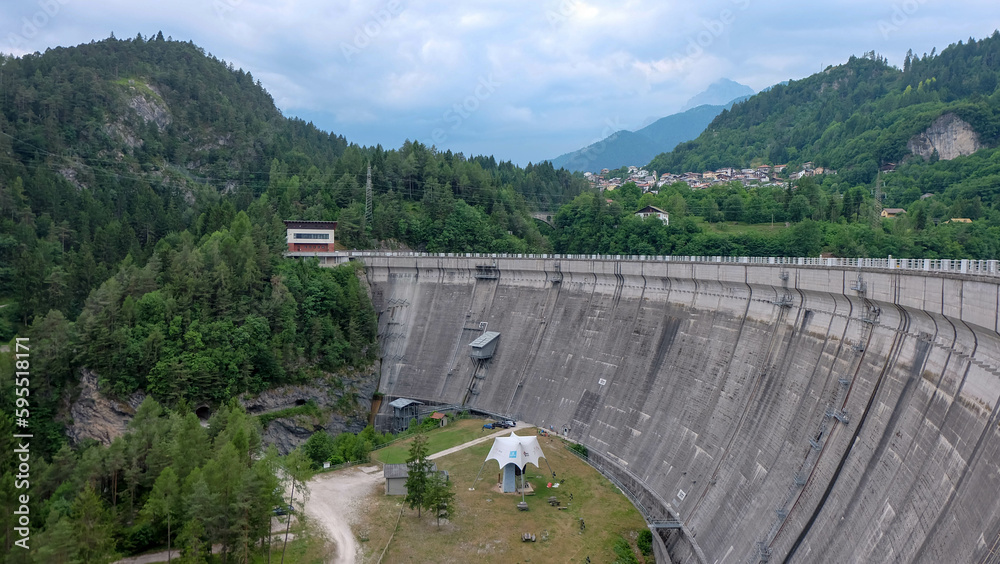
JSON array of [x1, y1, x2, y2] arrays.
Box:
[[637, 529, 653, 556], [613, 536, 639, 564]]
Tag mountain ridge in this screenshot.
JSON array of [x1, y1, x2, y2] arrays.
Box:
[[548, 91, 752, 172], [681, 78, 756, 111]]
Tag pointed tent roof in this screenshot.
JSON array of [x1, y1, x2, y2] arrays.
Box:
[[484, 432, 546, 471]]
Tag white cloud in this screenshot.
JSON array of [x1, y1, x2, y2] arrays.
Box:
[[1, 0, 998, 164]]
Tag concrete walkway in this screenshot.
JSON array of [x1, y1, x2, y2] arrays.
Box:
[[428, 422, 528, 460]]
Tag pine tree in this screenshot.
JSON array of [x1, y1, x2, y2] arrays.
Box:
[[142, 467, 180, 563], [427, 472, 455, 526], [70, 485, 117, 563], [404, 434, 432, 518]]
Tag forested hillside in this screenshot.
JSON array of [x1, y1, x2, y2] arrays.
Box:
[[0, 34, 589, 563], [551, 32, 1000, 260], [0, 34, 590, 409], [649, 33, 1000, 180]]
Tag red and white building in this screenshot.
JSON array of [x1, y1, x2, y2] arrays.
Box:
[[284, 220, 337, 252]]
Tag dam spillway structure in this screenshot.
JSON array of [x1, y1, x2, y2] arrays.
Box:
[[327, 251, 1000, 564]]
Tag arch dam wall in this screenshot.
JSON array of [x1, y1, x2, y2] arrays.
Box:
[[357, 254, 1000, 563]]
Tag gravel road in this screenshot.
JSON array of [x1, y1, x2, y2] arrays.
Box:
[[305, 465, 383, 564]]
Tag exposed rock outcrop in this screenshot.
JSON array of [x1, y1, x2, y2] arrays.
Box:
[[261, 411, 367, 455], [241, 368, 379, 455], [907, 113, 981, 160], [67, 369, 146, 445], [65, 356, 377, 453], [126, 81, 171, 131], [104, 81, 172, 150]]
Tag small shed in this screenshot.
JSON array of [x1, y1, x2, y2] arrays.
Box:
[[388, 398, 423, 433], [384, 462, 439, 496], [469, 331, 501, 360], [430, 412, 448, 427]]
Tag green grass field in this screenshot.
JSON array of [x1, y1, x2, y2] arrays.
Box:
[[357, 422, 650, 563], [371, 419, 500, 464]]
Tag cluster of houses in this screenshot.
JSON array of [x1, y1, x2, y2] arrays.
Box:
[[578, 163, 844, 227], [584, 162, 837, 193]]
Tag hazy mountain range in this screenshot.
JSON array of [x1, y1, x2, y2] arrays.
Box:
[[548, 79, 755, 172]]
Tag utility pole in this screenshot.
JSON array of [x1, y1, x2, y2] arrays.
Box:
[[871, 171, 884, 227], [365, 162, 373, 234]]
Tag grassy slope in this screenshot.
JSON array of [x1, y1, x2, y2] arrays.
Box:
[[361, 420, 650, 563], [372, 419, 498, 464]]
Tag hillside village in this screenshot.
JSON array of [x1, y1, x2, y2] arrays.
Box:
[[585, 162, 837, 192]]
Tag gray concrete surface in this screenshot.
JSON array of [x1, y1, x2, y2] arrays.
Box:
[[348, 255, 1000, 564]]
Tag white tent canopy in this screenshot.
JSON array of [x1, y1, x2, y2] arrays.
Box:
[[485, 432, 546, 470]]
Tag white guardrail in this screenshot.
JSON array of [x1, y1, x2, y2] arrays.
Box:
[[328, 251, 1000, 277]]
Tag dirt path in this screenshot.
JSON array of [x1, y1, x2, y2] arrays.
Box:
[[305, 465, 383, 564]]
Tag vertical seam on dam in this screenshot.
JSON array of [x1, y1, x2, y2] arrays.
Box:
[[783, 303, 912, 562]]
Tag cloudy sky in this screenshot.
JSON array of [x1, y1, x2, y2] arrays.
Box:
[[3, 0, 998, 165]]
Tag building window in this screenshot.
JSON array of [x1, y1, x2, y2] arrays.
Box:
[[294, 233, 330, 240]]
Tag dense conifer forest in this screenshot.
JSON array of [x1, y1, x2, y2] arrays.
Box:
[[0, 34, 586, 563]]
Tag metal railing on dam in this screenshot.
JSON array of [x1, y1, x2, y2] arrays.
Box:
[[289, 250, 1000, 277]]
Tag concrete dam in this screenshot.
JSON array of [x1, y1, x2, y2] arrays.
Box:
[[351, 252, 1000, 563]]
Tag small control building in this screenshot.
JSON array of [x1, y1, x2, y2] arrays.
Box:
[[284, 220, 337, 253], [469, 331, 501, 360], [384, 462, 439, 495]]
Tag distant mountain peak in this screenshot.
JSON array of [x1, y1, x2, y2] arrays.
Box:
[[681, 78, 755, 111]]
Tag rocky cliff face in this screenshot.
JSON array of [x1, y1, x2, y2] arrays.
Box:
[[907, 112, 981, 160], [242, 367, 380, 454], [104, 81, 173, 150], [66, 366, 380, 453], [67, 369, 146, 445], [126, 82, 171, 131]]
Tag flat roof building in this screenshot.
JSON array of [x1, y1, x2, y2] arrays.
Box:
[[284, 220, 337, 253]]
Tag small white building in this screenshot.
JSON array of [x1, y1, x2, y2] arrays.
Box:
[[635, 205, 669, 225]]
